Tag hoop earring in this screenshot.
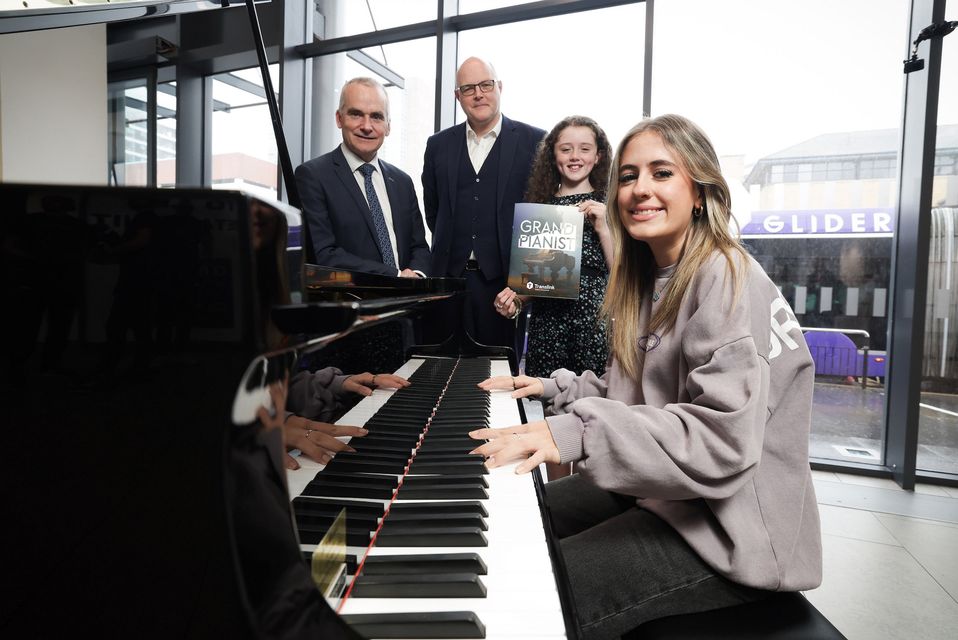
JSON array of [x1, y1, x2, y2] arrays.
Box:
[[692, 205, 703, 218]]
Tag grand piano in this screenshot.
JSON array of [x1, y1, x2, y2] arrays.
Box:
[[1, 182, 576, 639]]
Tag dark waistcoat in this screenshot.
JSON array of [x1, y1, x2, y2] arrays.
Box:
[[450, 141, 503, 278]]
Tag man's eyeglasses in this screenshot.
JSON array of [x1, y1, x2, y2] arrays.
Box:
[[457, 80, 497, 97]]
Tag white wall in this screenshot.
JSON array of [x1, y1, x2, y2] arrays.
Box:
[[0, 24, 107, 185]]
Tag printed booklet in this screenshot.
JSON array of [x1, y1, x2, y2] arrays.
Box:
[[507, 202, 583, 299]]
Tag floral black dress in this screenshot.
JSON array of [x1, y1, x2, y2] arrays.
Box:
[[524, 191, 609, 377]]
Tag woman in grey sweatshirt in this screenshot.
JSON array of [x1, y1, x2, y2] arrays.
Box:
[[471, 114, 822, 639]]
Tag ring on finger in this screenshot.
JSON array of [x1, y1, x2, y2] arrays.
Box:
[[512, 432, 521, 440], [305, 429, 313, 439]]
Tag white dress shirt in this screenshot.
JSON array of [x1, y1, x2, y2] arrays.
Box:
[[465, 115, 503, 173]]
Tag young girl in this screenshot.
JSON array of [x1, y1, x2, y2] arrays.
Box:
[[473, 114, 822, 639], [493, 116, 614, 378]]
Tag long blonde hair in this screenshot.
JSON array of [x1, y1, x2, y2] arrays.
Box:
[[601, 114, 748, 381]]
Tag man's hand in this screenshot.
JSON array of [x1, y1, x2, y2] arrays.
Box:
[[399, 268, 422, 278]]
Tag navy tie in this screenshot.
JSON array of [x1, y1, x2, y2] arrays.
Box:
[[359, 163, 396, 268]]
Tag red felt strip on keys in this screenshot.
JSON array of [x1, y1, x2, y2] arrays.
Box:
[[336, 358, 461, 612]]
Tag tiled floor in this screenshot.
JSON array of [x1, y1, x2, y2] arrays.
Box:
[[804, 471, 958, 639]]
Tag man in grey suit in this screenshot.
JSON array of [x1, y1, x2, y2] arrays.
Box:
[[296, 77, 430, 277], [422, 57, 545, 352]]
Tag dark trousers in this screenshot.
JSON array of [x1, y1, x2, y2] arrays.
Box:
[[463, 268, 521, 352], [546, 475, 771, 640], [421, 268, 524, 365]]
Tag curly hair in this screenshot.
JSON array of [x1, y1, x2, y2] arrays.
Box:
[[523, 115, 613, 203]]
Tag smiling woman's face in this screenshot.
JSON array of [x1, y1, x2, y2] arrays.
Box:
[[616, 130, 700, 266]]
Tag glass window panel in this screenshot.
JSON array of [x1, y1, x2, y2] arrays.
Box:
[[654, 0, 908, 466], [918, 0, 958, 476], [309, 37, 436, 223], [210, 64, 280, 201], [320, 0, 436, 39], [457, 4, 645, 145], [108, 79, 176, 188], [157, 82, 177, 188], [460, 0, 542, 12]]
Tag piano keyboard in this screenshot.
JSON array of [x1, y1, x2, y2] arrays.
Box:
[[286, 356, 568, 640]]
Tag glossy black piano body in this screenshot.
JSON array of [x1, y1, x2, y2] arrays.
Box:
[[0, 183, 360, 638]]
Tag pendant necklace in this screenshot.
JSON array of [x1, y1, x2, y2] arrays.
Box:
[[652, 268, 674, 302]]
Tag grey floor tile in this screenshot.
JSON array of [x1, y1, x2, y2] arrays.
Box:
[[876, 513, 958, 599], [805, 533, 958, 640], [914, 483, 953, 497], [812, 469, 842, 483], [835, 474, 903, 491], [817, 504, 900, 545]]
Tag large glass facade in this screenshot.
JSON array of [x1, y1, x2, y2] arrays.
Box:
[[457, 4, 645, 144], [310, 38, 437, 209], [317, 0, 436, 39], [211, 65, 280, 201], [101, 0, 957, 485], [919, 0, 958, 475], [654, 0, 910, 467], [107, 78, 176, 187]]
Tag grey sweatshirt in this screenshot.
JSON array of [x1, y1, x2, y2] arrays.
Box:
[[541, 251, 822, 591]]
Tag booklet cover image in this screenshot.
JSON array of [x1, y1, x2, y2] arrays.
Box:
[[507, 202, 584, 299]]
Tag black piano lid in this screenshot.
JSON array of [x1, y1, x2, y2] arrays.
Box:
[[0, 182, 357, 638]]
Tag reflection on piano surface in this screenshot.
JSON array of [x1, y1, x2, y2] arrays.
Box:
[[1, 183, 357, 638], [2, 183, 574, 639]]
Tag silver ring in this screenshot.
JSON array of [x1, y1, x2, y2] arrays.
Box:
[[305, 429, 313, 439], [512, 432, 521, 440], [495, 302, 502, 309]]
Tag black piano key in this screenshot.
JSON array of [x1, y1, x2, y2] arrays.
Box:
[[292, 496, 385, 518], [406, 459, 488, 475], [381, 512, 487, 531], [301, 551, 359, 575], [359, 552, 487, 575], [332, 450, 412, 462], [411, 450, 483, 461], [375, 526, 487, 547], [388, 500, 488, 518], [322, 458, 408, 475], [396, 484, 489, 500], [340, 610, 486, 638], [295, 510, 380, 529], [402, 474, 488, 489], [350, 572, 486, 598], [301, 479, 395, 500], [297, 522, 373, 547]]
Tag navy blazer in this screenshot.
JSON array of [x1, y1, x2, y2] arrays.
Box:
[[422, 115, 545, 277], [295, 147, 431, 276]]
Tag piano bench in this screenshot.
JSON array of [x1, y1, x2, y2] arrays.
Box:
[[625, 591, 847, 640]]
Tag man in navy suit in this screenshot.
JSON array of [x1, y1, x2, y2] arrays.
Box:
[[296, 77, 430, 277], [295, 77, 430, 375], [422, 57, 545, 352]]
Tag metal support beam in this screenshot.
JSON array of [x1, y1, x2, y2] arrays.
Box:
[[435, 0, 458, 132], [174, 61, 211, 187], [346, 49, 405, 89], [885, 0, 946, 489]]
